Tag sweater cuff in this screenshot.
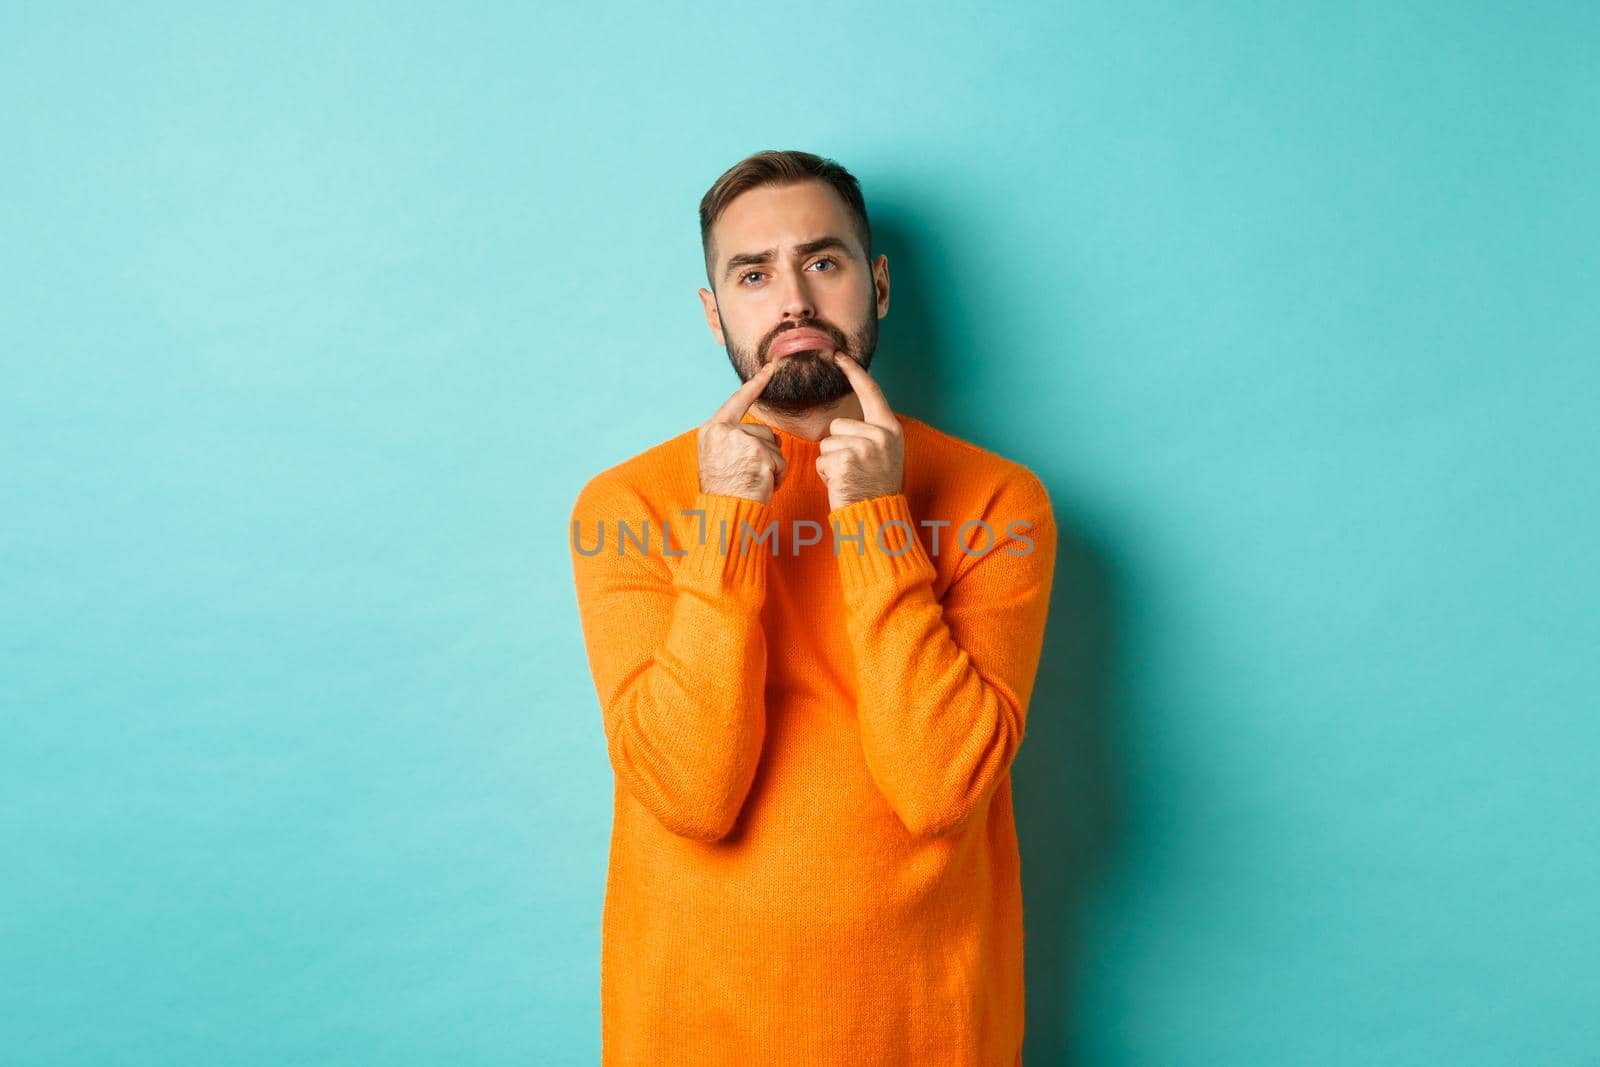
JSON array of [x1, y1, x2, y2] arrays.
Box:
[[829, 492, 937, 594], [672, 491, 776, 601]]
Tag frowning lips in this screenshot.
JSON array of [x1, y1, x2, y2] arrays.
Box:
[[767, 329, 835, 358]]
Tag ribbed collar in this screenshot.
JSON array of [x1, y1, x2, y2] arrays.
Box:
[[739, 409, 913, 457], [739, 409, 823, 456]]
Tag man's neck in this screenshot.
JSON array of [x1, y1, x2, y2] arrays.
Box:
[[750, 394, 865, 442]]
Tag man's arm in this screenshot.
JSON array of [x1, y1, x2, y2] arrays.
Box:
[[829, 476, 1057, 839], [570, 480, 774, 842]]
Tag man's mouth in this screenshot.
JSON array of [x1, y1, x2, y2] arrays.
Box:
[[768, 329, 834, 358]]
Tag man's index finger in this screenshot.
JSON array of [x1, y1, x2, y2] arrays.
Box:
[[710, 360, 777, 424], [834, 352, 895, 427]]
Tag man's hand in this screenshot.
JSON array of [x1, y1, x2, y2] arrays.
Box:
[[698, 359, 787, 504], [817, 351, 904, 511]]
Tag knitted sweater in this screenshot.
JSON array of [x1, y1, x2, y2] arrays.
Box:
[[568, 406, 1057, 1065]]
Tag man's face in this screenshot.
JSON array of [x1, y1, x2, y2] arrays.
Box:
[[698, 180, 890, 414]]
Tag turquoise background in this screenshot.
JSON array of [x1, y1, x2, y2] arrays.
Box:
[[4, 3, 1596, 1064]]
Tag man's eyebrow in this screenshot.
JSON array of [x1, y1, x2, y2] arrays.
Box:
[[722, 235, 852, 282]]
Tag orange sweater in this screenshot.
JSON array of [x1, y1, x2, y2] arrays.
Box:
[[569, 406, 1057, 1065]]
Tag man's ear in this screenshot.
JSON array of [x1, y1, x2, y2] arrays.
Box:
[[698, 287, 726, 344], [872, 254, 891, 318]]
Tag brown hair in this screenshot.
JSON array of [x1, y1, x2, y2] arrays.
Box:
[[698, 149, 872, 289]]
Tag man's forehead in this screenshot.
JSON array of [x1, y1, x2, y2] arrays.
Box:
[[716, 182, 851, 243]]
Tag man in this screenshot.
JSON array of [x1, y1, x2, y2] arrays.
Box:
[[568, 149, 1057, 1065]]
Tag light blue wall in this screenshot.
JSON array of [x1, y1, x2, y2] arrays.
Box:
[[4, 3, 1595, 1064]]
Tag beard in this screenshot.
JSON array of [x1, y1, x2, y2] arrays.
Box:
[[722, 307, 879, 415]]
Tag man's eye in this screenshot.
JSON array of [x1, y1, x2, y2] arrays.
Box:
[[739, 258, 838, 286]]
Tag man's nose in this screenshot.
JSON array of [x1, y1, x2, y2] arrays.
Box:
[[777, 270, 816, 320]]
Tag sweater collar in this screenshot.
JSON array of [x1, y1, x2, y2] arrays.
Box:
[[739, 409, 822, 454]]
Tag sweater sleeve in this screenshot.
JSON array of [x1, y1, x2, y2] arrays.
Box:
[[829, 476, 1057, 839], [570, 479, 775, 841]]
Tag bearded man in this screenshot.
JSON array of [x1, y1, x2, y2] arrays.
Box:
[[569, 148, 1057, 1066]]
